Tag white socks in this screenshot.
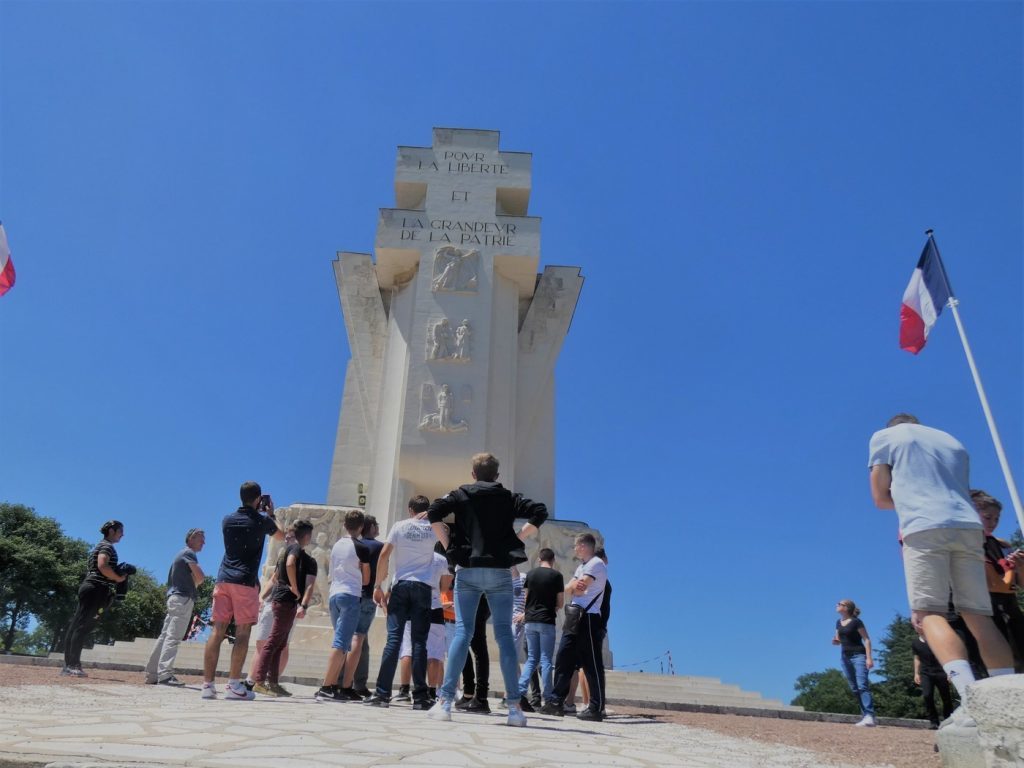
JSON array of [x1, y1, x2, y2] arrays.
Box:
[[942, 659, 975, 699]]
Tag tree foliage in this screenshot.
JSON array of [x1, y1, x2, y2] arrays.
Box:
[[871, 614, 933, 718], [1, 503, 90, 653], [1, 502, 169, 654], [792, 669, 861, 714]]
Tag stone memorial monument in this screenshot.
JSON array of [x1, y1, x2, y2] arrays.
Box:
[[326, 127, 585, 534]]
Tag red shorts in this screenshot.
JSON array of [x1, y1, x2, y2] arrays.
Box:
[[211, 583, 260, 626]]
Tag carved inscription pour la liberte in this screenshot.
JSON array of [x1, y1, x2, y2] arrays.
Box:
[[398, 151, 517, 246]]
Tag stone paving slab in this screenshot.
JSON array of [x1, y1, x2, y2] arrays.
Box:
[[0, 683, 888, 768]]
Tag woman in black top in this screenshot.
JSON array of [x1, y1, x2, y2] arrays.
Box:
[[832, 598, 876, 726], [62, 520, 130, 677]]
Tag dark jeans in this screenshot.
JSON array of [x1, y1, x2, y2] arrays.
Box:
[[64, 581, 111, 668], [551, 612, 606, 712], [992, 592, 1024, 671], [461, 596, 490, 698], [374, 580, 431, 702], [920, 671, 953, 725], [253, 601, 297, 684]]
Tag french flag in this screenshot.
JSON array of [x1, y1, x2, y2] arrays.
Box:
[[899, 237, 951, 354], [0, 222, 15, 298]]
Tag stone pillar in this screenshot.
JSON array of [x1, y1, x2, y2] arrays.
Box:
[[968, 674, 1024, 768], [326, 128, 584, 534]]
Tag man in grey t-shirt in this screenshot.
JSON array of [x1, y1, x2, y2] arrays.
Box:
[[868, 414, 1014, 722], [145, 529, 206, 686]]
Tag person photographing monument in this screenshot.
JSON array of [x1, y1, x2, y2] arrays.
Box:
[[427, 452, 548, 727], [202, 482, 284, 700], [868, 414, 1015, 724]]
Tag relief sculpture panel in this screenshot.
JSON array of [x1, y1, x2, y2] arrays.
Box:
[[419, 382, 469, 433], [431, 246, 479, 293]]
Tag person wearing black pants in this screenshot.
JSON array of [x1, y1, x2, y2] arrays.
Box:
[[456, 594, 490, 712], [544, 533, 608, 722], [63, 520, 132, 676], [913, 634, 953, 728]]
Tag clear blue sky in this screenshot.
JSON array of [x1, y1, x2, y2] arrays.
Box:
[[1, 2, 1021, 703]]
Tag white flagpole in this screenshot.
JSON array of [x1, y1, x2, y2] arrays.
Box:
[[928, 231, 1024, 533], [945, 299, 1024, 533]]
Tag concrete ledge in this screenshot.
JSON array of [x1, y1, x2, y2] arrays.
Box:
[[611, 697, 928, 728]]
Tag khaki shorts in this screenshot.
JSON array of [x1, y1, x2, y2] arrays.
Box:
[[902, 527, 991, 616]]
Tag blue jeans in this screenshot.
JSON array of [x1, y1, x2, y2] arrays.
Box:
[[518, 622, 556, 700], [374, 580, 431, 701], [355, 596, 376, 635], [438, 567, 520, 702], [328, 593, 361, 652], [840, 653, 875, 717]]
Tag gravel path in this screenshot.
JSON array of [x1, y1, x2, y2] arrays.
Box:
[[0, 665, 940, 768]]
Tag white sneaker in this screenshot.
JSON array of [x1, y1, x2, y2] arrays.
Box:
[[507, 705, 527, 727], [201, 683, 217, 700], [428, 697, 453, 721], [854, 715, 877, 727], [225, 682, 255, 701]]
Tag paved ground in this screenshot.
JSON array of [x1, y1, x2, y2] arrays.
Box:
[[0, 669, 941, 768]]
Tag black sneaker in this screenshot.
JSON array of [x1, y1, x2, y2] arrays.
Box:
[[463, 697, 491, 714], [577, 707, 604, 722], [540, 700, 565, 717], [412, 699, 432, 711], [393, 685, 411, 703], [338, 687, 362, 701], [243, 680, 255, 692], [519, 696, 536, 713], [315, 685, 345, 702], [353, 688, 372, 699], [454, 694, 475, 710], [158, 675, 186, 687], [528, 696, 542, 710], [363, 693, 390, 708]]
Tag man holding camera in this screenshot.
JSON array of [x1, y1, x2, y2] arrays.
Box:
[[145, 528, 206, 686], [202, 481, 284, 700]]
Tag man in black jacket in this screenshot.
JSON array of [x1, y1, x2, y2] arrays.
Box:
[[426, 453, 547, 727]]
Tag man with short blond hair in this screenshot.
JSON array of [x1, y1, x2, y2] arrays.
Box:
[[427, 454, 548, 727]]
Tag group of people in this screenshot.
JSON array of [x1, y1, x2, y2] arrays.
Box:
[[830, 415, 1023, 728], [63, 454, 612, 728]]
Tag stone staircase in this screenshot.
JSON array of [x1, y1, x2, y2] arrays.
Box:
[[58, 635, 800, 712]]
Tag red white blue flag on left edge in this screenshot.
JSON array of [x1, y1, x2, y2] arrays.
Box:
[[899, 237, 951, 354], [0, 222, 15, 297]]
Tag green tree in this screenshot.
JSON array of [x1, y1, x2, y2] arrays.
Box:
[[1010, 528, 1023, 615], [792, 669, 861, 714], [872, 613, 929, 718], [0, 503, 90, 653]]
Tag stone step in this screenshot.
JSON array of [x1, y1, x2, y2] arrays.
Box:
[[59, 637, 800, 712]]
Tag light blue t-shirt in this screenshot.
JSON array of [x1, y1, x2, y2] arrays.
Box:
[[868, 423, 981, 537]]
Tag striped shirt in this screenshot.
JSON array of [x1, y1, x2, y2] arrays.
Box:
[[85, 540, 119, 586]]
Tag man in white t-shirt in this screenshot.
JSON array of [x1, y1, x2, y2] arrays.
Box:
[[315, 510, 370, 702], [869, 413, 1015, 723], [364, 496, 439, 709], [544, 533, 607, 722]]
